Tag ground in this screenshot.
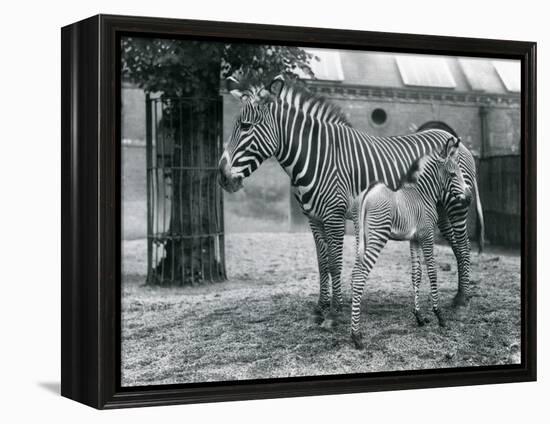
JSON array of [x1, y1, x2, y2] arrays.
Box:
[[121, 233, 521, 387]]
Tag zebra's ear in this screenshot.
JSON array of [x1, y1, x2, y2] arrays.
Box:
[[268, 75, 285, 97], [230, 90, 246, 101], [442, 136, 460, 160], [226, 76, 246, 101], [226, 75, 240, 91]]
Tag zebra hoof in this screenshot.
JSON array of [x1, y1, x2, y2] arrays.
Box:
[[312, 314, 325, 325], [320, 318, 335, 330], [452, 293, 469, 307], [414, 311, 430, 326], [434, 310, 447, 328], [332, 303, 344, 315], [313, 302, 330, 316], [351, 332, 364, 350]]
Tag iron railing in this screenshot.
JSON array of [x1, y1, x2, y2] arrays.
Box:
[[146, 95, 226, 285]]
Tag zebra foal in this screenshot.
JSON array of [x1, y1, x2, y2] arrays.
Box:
[[350, 137, 469, 349]]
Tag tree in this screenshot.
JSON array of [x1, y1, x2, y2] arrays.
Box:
[[121, 37, 315, 285], [121, 38, 315, 97]]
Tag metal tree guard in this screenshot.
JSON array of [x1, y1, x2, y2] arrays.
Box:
[[146, 95, 226, 285]]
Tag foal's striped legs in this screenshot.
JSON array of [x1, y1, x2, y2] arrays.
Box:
[[410, 241, 429, 326], [419, 233, 447, 328], [350, 221, 391, 349]]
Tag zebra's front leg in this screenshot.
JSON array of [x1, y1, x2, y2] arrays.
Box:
[[309, 219, 331, 319], [420, 235, 446, 328], [323, 215, 346, 325], [410, 241, 429, 326]]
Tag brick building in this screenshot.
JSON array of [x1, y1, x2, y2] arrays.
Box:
[[123, 50, 520, 245]]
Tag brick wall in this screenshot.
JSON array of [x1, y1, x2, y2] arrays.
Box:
[[122, 145, 147, 240], [121, 86, 146, 142], [122, 87, 521, 244], [484, 106, 521, 155], [331, 97, 483, 156]]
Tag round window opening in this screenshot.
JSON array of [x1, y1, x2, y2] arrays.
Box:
[[371, 108, 388, 126]]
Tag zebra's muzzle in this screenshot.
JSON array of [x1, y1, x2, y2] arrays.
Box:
[[455, 190, 471, 206], [218, 156, 244, 193]]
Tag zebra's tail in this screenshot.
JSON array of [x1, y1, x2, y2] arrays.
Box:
[[352, 190, 370, 261], [473, 179, 485, 254], [353, 195, 365, 257]]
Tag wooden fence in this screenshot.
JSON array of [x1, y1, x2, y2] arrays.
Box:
[[478, 154, 521, 247]]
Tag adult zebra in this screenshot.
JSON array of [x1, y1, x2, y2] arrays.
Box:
[[218, 76, 484, 323]]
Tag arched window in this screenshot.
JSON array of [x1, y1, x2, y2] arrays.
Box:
[[416, 121, 457, 137]]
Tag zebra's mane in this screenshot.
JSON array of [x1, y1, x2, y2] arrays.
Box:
[[398, 155, 436, 188], [277, 83, 351, 126]]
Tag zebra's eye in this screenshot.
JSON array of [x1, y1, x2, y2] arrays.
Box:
[[240, 122, 253, 132]]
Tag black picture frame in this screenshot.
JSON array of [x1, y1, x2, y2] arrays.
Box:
[[61, 14, 537, 409]]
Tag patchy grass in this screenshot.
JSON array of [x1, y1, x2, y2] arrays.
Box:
[[121, 233, 521, 386]]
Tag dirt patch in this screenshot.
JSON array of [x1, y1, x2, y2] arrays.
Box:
[[121, 233, 521, 386]]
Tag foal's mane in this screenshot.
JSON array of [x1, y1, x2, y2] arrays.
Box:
[[277, 83, 351, 126], [397, 155, 437, 189]]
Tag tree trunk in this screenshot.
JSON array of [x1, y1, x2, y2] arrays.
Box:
[[147, 74, 226, 286]]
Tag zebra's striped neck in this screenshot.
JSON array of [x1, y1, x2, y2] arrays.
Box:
[[270, 85, 348, 169]]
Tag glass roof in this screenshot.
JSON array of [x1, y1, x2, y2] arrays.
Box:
[[297, 47, 520, 95], [493, 60, 521, 93], [301, 48, 344, 81], [395, 55, 456, 88]]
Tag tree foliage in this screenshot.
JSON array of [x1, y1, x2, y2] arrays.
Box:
[[121, 37, 316, 97]]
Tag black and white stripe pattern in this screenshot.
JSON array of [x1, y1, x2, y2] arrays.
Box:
[[350, 138, 468, 349], [218, 77, 483, 323]]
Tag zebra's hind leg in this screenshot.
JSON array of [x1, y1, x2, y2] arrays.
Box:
[[436, 204, 465, 307], [309, 219, 331, 322], [350, 257, 368, 349], [451, 230, 471, 308], [433, 308, 447, 328], [410, 241, 429, 326], [447, 204, 472, 307], [420, 233, 447, 328]]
